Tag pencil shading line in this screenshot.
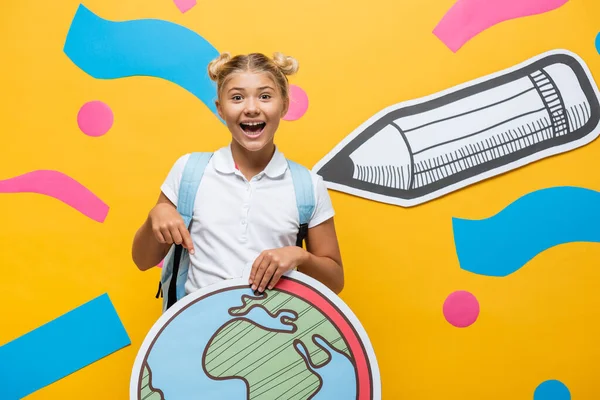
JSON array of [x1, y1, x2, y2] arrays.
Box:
[[313, 50, 600, 207]]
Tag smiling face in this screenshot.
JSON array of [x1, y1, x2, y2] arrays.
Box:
[[216, 72, 289, 153]]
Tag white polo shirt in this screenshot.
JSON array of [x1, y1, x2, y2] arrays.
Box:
[[160, 144, 335, 293]]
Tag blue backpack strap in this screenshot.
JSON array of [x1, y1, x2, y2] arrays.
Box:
[[177, 152, 213, 225], [164, 152, 212, 310], [287, 160, 315, 248]]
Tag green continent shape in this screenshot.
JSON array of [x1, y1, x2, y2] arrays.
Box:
[[203, 291, 352, 399], [139, 363, 164, 400]]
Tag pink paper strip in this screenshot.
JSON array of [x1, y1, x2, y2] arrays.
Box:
[[0, 170, 109, 222], [173, 0, 197, 13], [433, 0, 569, 52]]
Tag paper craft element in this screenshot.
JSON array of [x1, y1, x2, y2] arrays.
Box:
[[453, 186, 600, 277], [77, 100, 114, 137], [443, 290, 480, 328], [130, 271, 381, 399], [0, 294, 130, 399], [313, 50, 600, 208], [283, 84, 309, 121], [63, 4, 220, 119], [534, 380, 571, 400], [173, 0, 197, 13], [433, 0, 569, 52], [0, 170, 109, 222]]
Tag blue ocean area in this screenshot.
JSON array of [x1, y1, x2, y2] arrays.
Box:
[[146, 287, 357, 399]]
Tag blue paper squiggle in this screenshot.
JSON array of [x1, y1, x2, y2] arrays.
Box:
[[64, 4, 220, 119], [453, 186, 600, 277]]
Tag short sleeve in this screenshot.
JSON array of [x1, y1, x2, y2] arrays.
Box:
[[160, 153, 190, 206], [308, 173, 335, 228]]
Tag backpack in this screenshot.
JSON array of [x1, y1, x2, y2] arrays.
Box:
[[155, 151, 316, 313]]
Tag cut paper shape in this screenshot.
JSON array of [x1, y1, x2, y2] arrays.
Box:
[[433, 0, 569, 52], [453, 186, 600, 277], [443, 290, 480, 328], [283, 84, 309, 121], [313, 49, 600, 208], [77, 100, 114, 137], [0, 294, 130, 399], [173, 0, 197, 13], [64, 4, 220, 120], [130, 270, 381, 399], [0, 170, 109, 222], [534, 380, 571, 400], [595, 32, 600, 55]]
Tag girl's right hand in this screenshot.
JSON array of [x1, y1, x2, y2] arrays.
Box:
[[148, 203, 195, 254]]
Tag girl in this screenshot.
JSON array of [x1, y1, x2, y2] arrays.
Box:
[[132, 52, 344, 297]]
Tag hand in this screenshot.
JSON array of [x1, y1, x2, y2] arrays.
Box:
[[148, 203, 194, 254], [249, 246, 309, 292]]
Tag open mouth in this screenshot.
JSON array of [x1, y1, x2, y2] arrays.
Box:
[[240, 121, 266, 137]]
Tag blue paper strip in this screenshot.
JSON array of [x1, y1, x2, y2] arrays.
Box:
[[0, 293, 130, 399], [63, 3, 221, 120], [452, 186, 600, 277]]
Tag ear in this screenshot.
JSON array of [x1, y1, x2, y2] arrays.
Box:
[[215, 100, 223, 120], [281, 97, 290, 118]]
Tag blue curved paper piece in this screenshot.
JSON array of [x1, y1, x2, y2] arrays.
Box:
[[0, 294, 130, 399], [64, 4, 220, 119], [596, 32, 600, 54], [453, 186, 600, 277]]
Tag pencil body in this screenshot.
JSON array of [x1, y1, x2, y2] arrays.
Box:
[[314, 50, 600, 207]]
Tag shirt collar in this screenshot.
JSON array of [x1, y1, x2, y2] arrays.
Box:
[[213, 144, 288, 179]]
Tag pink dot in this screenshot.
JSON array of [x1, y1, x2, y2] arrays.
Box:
[[283, 84, 309, 121], [157, 259, 164, 268], [77, 101, 114, 137], [443, 290, 480, 328]]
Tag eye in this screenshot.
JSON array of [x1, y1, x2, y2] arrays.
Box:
[[231, 95, 243, 101], [260, 94, 272, 100]]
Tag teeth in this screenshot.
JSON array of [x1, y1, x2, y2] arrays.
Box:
[[241, 122, 264, 126]]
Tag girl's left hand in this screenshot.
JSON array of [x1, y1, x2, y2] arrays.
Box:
[[249, 246, 309, 292]]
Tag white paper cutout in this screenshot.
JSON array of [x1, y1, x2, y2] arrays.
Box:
[[313, 49, 600, 207]]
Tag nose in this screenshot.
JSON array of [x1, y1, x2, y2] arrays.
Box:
[[244, 98, 260, 116]]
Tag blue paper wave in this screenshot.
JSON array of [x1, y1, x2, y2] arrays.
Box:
[[64, 4, 220, 119], [453, 186, 600, 277]]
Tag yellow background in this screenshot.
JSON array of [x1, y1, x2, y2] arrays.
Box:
[[1, 0, 600, 398]]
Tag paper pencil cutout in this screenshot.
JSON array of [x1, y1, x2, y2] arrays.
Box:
[[313, 50, 600, 207]]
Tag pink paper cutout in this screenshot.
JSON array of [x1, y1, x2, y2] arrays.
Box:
[[443, 290, 480, 328], [0, 170, 109, 223], [157, 259, 164, 268], [283, 84, 309, 121], [433, 0, 569, 52], [77, 101, 114, 137], [173, 0, 197, 13]]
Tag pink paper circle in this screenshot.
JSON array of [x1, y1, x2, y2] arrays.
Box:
[[157, 259, 164, 269], [283, 84, 309, 121], [77, 101, 114, 137], [443, 290, 480, 328]]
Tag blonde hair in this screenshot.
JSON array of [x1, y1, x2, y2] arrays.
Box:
[[207, 52, 299, 101]]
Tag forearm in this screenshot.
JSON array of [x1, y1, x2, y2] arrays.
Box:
[[132, 217, 170, 271], [298, 251, 344, 294]]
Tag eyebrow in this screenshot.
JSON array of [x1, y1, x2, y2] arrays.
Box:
[[228, 86, 275, 93]]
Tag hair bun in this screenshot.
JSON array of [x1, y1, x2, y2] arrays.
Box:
[[208, 52, 232, 81], [272, 52, 299, 76]]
